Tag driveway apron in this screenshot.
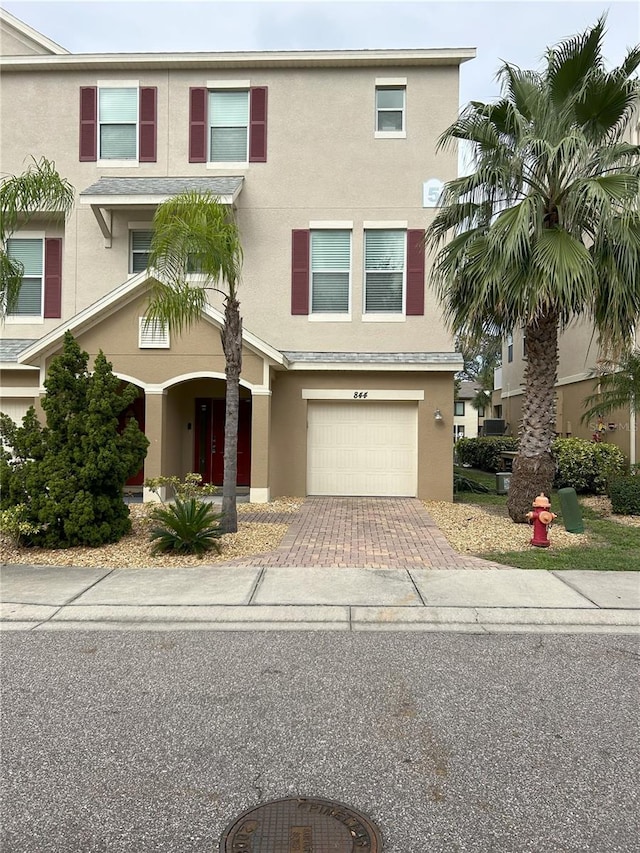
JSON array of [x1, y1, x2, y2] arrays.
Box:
[[230, 497, 509, 569]]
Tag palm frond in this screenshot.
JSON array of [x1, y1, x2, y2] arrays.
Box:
[[0, 157, 74, 238]]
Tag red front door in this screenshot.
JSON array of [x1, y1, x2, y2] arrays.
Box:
[[194, 397, 251, 486]]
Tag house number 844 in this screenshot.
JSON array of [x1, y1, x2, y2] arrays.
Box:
[[353, 391, 369, 399]]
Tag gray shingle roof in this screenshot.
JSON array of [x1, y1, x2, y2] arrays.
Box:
[[80, 177, 244, 197], [0, 339, 38, 361], [282, 351, 462, 364]]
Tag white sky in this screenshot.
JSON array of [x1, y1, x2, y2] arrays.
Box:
[[2, 0, 639, 106]]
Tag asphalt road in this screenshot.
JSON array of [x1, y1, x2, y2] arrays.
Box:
[[1, 631, 639, 852]]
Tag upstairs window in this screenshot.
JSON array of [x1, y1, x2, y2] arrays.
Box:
[[310, 230, 351, 314], [130, 230, 153, 274], [507, 333, 514, 363], [6, 238, 42, 316], [454, 401, 465, 416], [79, 85, 157, 163], [189, 86, 268, 163], [209, 91, 249, 162], [364, 229, 405, 313], [99, 88, 137, 159], [6, 237, 62, 319], [375, 84, 406, 136]]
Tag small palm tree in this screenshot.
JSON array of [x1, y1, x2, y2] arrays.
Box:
[[1, 157, 74, 315], [426, 17, 640, 521], [145, 191, 243, 533], [582, 347, 640, 423]]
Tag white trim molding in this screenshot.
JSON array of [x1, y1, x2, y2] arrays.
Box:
[[249, 487, 270, 503], [302, 389, 424, 401]]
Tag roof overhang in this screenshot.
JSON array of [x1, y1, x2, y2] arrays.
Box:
[[79, 176, 244, 244], [281, 352, 464, 372], [1, 47, 476, 73]]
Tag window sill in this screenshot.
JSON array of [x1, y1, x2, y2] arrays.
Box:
[[206, 162, 249, 170], [5, 316, 45, 325], [308, 313, 352, 322], [362, 313, 405, 322], [97, 159, 139, 168], [375, 131, 406, 139]]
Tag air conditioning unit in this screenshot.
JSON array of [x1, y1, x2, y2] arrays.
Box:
[[483, 419, 506, 436]]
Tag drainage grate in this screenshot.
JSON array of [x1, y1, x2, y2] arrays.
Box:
[[220, 796, 382, 852]]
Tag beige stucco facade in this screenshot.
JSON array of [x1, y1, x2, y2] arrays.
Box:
[[1, 8, 473, 502]]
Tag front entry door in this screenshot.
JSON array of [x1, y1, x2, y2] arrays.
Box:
[[194, 398, 251, 486]]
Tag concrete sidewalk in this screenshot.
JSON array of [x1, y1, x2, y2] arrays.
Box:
[[1, 564, 638, 634]]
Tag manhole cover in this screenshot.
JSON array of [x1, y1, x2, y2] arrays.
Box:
[[220, 796, 382, 852]]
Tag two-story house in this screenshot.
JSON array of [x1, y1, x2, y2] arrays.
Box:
[[0, 8, 474, 502]]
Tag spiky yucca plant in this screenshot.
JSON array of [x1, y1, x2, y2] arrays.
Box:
[[149, 498, 224, 556]]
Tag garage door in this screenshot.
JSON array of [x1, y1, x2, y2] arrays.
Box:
[[307, 401, 418, 496]]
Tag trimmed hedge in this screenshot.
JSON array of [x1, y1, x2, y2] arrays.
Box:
[[455, 435, 626, 494], [455, 437, 519, 473], [552, 438, 626, 494], [608, 476, 640, 515]]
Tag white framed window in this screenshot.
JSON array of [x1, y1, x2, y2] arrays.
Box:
[[209, 90, 249, 162], [99, 87, 138, 160], [310, 230, 351, 314], [364, 229, 405, 314], [130, 230, 153, 274], [454, 425, 465, 441], [139, 317, 170, 349], [375, 84, 406, 137], [6, 237, 44, 317], [507, 333, 514, 363]]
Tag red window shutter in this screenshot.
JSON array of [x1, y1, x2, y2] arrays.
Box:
[[189, 87, 207, 163], [79, 87, 97, 161], [43, 238, 62, 318], [291, 230, 310, 315], [139, 87, 157, 162], [249, 87, 268, 163], [406, 229, 425, 316]]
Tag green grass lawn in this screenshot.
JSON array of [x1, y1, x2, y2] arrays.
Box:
[[454, 466, 640, 571]]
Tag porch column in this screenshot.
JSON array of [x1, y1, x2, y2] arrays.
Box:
[[142, 389, 168, 502], [249, 390, 271, 503]]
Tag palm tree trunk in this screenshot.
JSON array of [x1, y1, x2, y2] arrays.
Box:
[[221, 296, 242, 534], [507, 312, 559, 522]]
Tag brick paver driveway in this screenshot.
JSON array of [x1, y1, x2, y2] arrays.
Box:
[[232, 497, 509, 569]]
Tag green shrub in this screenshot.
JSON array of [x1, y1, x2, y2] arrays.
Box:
[[0, 332, 148, 547], [552, 438, 626, 494], [149, 498, 224, 556], [0, 504, 43, 547], [455, 436, 519, 472], [144, 473, 218, 501], [608, 476, 640, 515]]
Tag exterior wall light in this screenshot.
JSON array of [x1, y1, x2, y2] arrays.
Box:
[[434, 409, 443, 421]]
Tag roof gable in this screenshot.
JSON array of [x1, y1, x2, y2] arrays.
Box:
[[0, 8, 69, 56]]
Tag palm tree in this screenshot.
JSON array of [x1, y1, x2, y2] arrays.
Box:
[[1, 157, 74, 315], [425, 18, 640, 521], [456, 331, 502, 414], [145, 191, 243, 533], [581, 347, 640, 423]]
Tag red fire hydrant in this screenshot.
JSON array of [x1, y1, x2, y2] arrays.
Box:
[[526, 493, 557, 548]]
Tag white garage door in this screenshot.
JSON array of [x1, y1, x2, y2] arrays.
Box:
[[307, 401, 418, 496]]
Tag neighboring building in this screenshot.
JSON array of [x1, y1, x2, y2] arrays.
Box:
[[0, 8, 475, 502], [493, 320, 640, 466], [453, 381, 483, 441]]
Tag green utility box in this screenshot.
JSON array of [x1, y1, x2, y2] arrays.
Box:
[[496, 472, 511, 495], [558, 487, 584, 533]]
